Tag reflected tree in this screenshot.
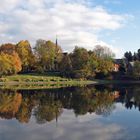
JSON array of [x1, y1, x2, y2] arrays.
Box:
[[1, 85, 139, 124], [34, 101, 63, 124]]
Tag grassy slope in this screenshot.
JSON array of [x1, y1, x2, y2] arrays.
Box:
[[0, 74, 95, 89], [0, 74, 139, 90]]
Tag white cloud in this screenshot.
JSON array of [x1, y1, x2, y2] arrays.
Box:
[[0, 0, 20, 12], [0, 110, 127, 140], [0, 0, 127, 57]]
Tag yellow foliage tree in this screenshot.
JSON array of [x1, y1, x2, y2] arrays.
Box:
[[16, 40, 35, 72], [0, 52, 22, 76]]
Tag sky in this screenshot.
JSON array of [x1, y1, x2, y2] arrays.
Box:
[[0, 0, 140, 58]]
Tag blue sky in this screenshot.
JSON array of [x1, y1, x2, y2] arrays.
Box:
[[0, 0, 140, 58], [95, 0, 140, 58]]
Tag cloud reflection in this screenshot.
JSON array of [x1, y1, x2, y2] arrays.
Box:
[[0, 109, 126, 140]]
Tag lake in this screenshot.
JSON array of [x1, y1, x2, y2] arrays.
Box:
[[0, 84, 140, 140]]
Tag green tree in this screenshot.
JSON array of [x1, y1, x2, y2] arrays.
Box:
[[70, 47, 89, 70], [59, 53, 72, 77], [96, 58, 114, 75], [34, 101, 62, 124], [88, 52, 99, 77], [133, 61, 140, 77], [34, 39, 62, 72], [91, 46, 114, 77], [69, 47, 91, 78], [133, 52, 138, 61], [124, 51, 133, 62]]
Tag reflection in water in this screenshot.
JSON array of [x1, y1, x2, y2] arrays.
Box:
[[0, 85, 139, 124], [0, 91, 22, 119], [1, 85, 140, 140]]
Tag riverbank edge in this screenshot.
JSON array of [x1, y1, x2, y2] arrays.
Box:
[[1, 78, 140, 85], [0, 79, 139, 87], [0, 80, 95, 85], [1, 74, 140, 90], [0, 80, 95, 90]]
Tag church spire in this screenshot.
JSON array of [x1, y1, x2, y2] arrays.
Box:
[[56, 35, 58, 47]]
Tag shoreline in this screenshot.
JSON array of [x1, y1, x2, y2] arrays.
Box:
[[0, 80, 140, 90], [1, 80, 140, 85], [96, 80, 140, 84], [1, 74, 140, 90], [0, 80, 95, 85], [0, 81, 95, 90]]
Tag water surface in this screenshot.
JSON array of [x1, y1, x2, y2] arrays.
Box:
[[0, 84, 140, 140]]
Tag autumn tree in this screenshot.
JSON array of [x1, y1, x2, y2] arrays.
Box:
[[0, 52, 22, 76], [96, 58, 114, 75], [0, 43, 22, 76], [11, 52, 22, 74], [34, 101, 62, 124], [0, 53, 13, 76], [16, 97, 33, 123], [0, 40, 115, 79], [34, 39, 62, 72], [0, 43, 15, 54], [16, 40, 35, 72], [0, 92, 22, 119], [68, 47, 115, 79]]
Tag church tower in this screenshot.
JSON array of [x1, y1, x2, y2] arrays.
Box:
[[56, 35, 58, 48]]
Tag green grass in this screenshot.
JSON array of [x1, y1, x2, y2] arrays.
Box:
[[0, 82, 91, 90], [2, 74, 139, 90], [0, 74, 95, 89], [0, 74, 70, 82]]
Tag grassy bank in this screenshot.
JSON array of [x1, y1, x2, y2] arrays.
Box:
[[0, 74, 95, 89], [1, 74, 139, 90]]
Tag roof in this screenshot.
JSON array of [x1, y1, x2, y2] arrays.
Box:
[[113, 59, 123, 64]]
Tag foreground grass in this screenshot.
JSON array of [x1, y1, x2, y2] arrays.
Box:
[[1, 74, 138, 90], [0, 74, 95, 90], [0, 74, 92, 83]]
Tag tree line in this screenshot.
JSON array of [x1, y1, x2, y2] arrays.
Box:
[[123, 49, 140, 78], [124, 49, 140, 62], [0, 39, 115, 78]]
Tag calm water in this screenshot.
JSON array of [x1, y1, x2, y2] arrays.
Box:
[[0, 84, 140, 140]]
